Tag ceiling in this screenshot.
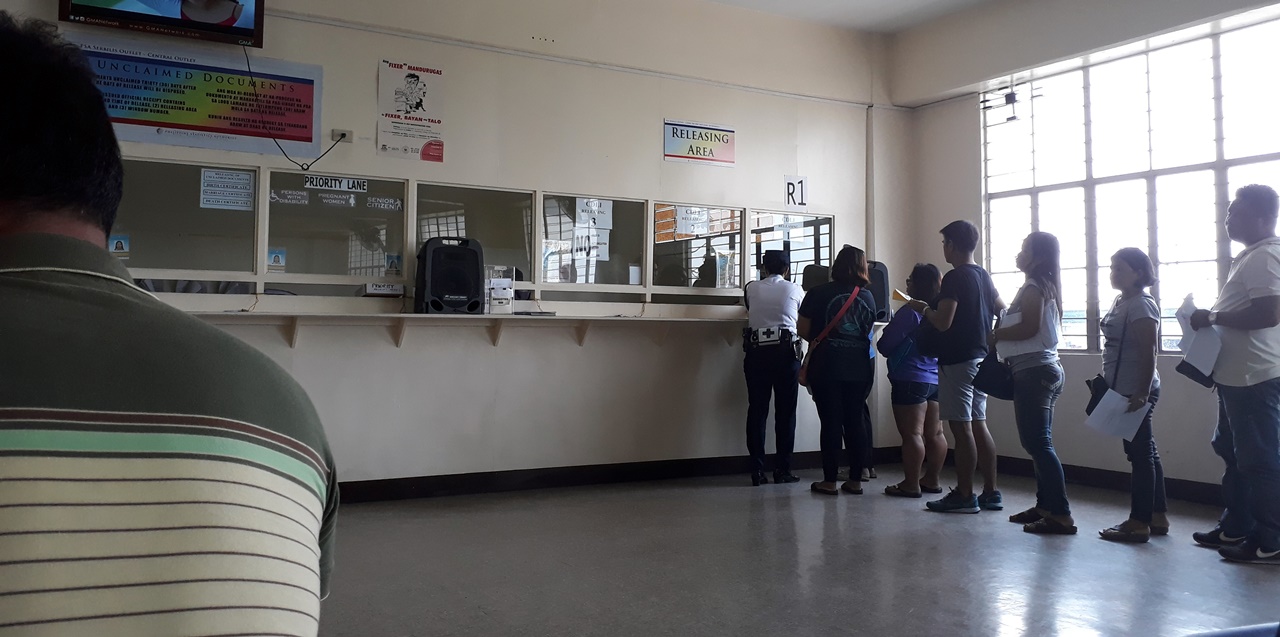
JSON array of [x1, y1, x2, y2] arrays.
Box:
[[704, 0, 995, 32]]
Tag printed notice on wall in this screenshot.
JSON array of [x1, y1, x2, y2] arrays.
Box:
[[69, 32, 322, 156], [377, 59, 444, 162], [200, 169, 255, 211], [664, 119, 735, 166]]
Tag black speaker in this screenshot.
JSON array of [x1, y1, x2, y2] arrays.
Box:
[[415, 237, 484, 314], [867, 261, 891, 322]]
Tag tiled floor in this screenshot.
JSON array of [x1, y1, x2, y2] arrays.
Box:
[[319, 468, 1279, 636]]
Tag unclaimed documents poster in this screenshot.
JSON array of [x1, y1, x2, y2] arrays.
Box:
[[377, 59, 444, 162], [71, 33, 321, 156]]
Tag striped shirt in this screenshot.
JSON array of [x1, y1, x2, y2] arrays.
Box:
[[0, 233, 338, 636]]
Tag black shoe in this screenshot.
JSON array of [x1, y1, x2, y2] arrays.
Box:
[[1193, 527, 1247, 548], [751, 472, 768, 486], [773, 472, 800, 484], [1219, 539, 1280, 564]]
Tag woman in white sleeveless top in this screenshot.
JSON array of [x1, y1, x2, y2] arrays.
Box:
[[992, 232, 1075, 534]]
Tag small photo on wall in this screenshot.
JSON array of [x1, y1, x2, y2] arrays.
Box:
[[268, 248, 287, 273], [108, 235, 130, 260]]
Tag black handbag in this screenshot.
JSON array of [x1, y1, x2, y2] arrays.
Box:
[[1175, 359, 1215, 388], [1086, 309, 1126, 416], [973, 351, 1015, 400]]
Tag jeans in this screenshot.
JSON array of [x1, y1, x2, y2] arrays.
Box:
[[811, 379, 871, 483], [1123, 387, 1166, 524], [744, 345, 801, 474], [1012, 362, 1070, 516], [1213, 378, 1280, 548]]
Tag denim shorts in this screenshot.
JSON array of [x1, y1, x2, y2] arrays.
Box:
[[890, 380, 940, 406], [938, 358, 987, 422]]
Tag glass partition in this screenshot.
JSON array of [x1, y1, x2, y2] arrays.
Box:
[[417, 184, 534, 282], [652, 204, 743, 288], [748, 211, 833, 282], [267, 172, 407, 278], [113, 160, 257, 272], [541, 195, 644, 285]]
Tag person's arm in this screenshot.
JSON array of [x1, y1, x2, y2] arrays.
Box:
[[742, 281, 751, 310], [876, 308, 916, 355], [1191, 296, 1280, 330], [797, 292, 815, 343], [906, 298, 957, 331], [993, 285, 1043, 342], [797, 316, 812, 342], [1125, 317, 1159, 412]]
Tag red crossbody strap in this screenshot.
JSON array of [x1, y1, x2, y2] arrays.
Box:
[[811, 286, 861, 348]]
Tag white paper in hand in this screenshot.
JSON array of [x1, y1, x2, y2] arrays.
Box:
[[1176, 294, 1197, 351], [1085, 389, 1153, 439]]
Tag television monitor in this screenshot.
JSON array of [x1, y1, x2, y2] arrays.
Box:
[[60, 0, 265, 48]]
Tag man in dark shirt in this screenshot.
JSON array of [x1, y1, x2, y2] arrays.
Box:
[[907, 220, 1006, 513]]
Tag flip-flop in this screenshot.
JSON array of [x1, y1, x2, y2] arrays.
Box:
[[1008, 508, 1044, 524], [841, 482, 864, 495], [810, 482, 839, 496], [919, 484, 944, 494], [884, 484, 922, 498], [1024, 517, 1078, 535]]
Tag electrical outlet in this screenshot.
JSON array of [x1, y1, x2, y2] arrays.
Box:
[[331, 129, 353, 143]]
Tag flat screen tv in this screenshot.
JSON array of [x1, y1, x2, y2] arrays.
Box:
[[60, 0, 265, 48]]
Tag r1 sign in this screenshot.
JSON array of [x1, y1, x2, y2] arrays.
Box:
[[785, 175, 808, 213]]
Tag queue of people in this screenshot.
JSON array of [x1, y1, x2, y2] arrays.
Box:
[[741, 187, 1280, 565]]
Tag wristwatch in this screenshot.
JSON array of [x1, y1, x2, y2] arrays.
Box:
[[1208, 311, 1219, 325]]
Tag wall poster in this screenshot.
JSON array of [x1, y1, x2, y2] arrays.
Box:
[[377, 59, 444, 162]]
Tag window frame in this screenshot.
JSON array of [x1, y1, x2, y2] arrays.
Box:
[[982, 19, 1280, 353]]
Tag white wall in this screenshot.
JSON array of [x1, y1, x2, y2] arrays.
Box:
[[0, 0, 901, 481], [890, 0, 1270, 105]]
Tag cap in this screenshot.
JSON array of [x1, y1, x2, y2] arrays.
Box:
[[763, 250, 789, 266]]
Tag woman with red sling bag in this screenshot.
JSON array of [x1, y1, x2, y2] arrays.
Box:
[[798, 246, 876, 496]]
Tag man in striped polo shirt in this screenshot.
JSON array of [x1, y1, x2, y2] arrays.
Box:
[[0, 13, 339, 635]]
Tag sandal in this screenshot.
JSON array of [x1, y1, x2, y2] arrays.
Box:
[[810, 482, 839, 496], [1099, 523, 1150, 544], [919, 484, 944, 494], [841, 482, 864, 495], [884, 483, 922, 498], [1008, 508, 1044, 524], [1150, 525, 1170, 536], [1024, 517, 1078, 535]]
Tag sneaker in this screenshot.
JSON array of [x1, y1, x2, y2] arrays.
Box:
[[1193, 528, 1247, 549], [978, 490, 1004, 511], [1219, 539, 1280, 565], [925, 489, 980, 514]]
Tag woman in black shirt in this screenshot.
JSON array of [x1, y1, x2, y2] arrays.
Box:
[[799, 245, 878, 495]]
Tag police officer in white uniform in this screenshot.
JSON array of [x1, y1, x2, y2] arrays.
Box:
[[743, 250, 806, 486]]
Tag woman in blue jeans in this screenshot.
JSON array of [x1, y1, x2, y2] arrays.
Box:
[[1098, 248, 1168, 542], [992, 232, 1075, 534]]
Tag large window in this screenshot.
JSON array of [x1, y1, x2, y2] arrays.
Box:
[[983, 14, 1280, 351]]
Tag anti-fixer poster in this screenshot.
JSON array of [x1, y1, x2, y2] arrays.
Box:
[[377, 59, 444, 162], [70, 32, 322, 156]]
